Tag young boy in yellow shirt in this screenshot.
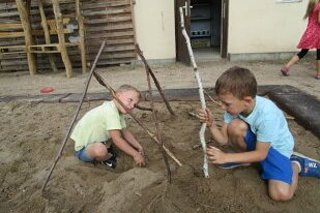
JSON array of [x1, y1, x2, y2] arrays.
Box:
[[71, 84, 145, 168]]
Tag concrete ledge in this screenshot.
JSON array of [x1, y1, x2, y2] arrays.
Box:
[[1, 85, 319, 138], [228, 51, 316, 62]]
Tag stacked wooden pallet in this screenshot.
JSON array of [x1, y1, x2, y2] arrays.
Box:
[[0, 0, 137, 74]]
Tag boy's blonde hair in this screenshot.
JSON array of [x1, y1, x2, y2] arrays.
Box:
[[215, 66, 257, 99], [116, 84, 141, 99], [304, 0, 319, 19]]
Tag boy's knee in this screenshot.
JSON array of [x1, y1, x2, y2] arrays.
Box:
[[90, 143, 108, 158], [228, 119, 247, 137], [269, 187, 293, 201]]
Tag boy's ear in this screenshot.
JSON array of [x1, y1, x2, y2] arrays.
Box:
[[243, 96, 254, 104]]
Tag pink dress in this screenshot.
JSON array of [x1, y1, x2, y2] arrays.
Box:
[[297, 3, 320, 49]]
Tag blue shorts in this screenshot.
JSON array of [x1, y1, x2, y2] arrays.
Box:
[[75, 147, 94, 163], [245, 128, 293, 184]]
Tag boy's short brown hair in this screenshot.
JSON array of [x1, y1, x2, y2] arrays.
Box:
[[215, 66, 257, 99], [116, 84, 141, 99]]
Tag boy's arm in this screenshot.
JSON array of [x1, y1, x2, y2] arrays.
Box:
[[207, 141, 270, 164], [207, 123, 229, 145], [109, 129, 145, 166], [121, 128, 144, 153]]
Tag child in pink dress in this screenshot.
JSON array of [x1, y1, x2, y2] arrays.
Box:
[[281, 0, 320, 79]]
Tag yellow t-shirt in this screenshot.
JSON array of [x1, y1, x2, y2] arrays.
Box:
[[71, 101, 126, 151]]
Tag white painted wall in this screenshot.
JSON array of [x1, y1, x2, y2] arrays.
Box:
[[228, 0, 307, 54], [134, 0, 176, 60]]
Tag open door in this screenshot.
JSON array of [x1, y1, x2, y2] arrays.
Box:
[[220, 0, 228, 58], [175, 0, 191, 65]]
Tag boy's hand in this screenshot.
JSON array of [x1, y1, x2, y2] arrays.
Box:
[[133, 152, 145, 167], [197, 108, 214, 127], [138, 147, 145, 157], [206, 146, 227, 164]]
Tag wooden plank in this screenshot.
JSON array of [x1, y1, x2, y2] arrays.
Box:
[[0, 66, 29, 72], [86, 30, 134, 39], [0, 3, 18, 11], [104, 44, 135, 52], [0, 11, 21, 18], [76, 0, 87, 73], [0, 32, 25, 38], [84, 15, 132, 24], [0, 54, 27, 60], [82, 1, 130, 10], [82, 7, 131, 16], [0, 60, 29, 66], [38, 0, 58, 72], [87, 51, 136, 60], [0, 40, 25, 46], [15, 0, 37, 75], [95, 58, 135, 65], [105, 38, 135, 45], [52, 0, 73, 78], [86, 23, 133, 32], [129, 0, 137, 49], [0, 23, 22, 30]]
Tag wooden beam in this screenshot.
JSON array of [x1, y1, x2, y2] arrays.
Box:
[[38, 0, 58, 72], [76, 0, 87, 73], [52, 0, 73, 78], [15, 0, 37, 75]]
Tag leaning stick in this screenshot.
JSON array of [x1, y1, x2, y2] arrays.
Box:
[[135, 104, 153, 112], [179, 7, 209, 177], [135, 44, 175, 116], [93, 71, 182, 167], [203, 90, 220, 106], [145, 61, 172, 183], [42, 41, 106, 192]]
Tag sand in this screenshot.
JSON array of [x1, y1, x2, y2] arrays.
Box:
[[0, 99, 319, 213]]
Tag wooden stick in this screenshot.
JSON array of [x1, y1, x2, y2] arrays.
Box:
[[145, 60, 172, 183], [92, 71, 182, 167], [38, 0, 58, 73], [179, 7, 209, 178], [286, 115, 295, 120], [135, 104, 153, 112], [203, 90, 220, 106], [42, 41, 106, 192], [16, 0, 37, 75], [135, 44, 175, 116], [52, 0, 73, 78], [76, 0, 87, 73]]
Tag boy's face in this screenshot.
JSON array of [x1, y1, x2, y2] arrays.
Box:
[[116, 90, 140, 114], [218, 92, 253, 116]]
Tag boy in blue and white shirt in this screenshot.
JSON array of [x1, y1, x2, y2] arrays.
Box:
[[198, 66, 320, 201]]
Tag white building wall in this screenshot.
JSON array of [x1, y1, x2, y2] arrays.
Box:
[[134, 0, 176, 61], [228, 0, 307, 54]]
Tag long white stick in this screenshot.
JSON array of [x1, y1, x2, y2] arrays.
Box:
[[179, 7, 209, 177]]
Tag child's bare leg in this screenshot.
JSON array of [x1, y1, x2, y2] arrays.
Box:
[[268, 163, 300, 201], [86, 142, 111, 161], [285, 55, 300, 70], [227, 119, 248, 151]]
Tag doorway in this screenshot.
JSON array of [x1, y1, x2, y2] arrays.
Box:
[[175, 0, 228, 64]]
